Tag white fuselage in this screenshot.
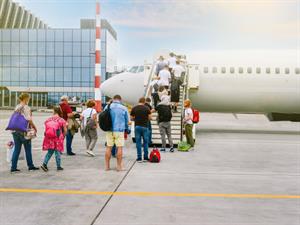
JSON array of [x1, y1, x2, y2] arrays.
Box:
[[101, 51, 300, 114]]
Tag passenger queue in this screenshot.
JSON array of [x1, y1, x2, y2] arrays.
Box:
[[5, 53, 196, 173]]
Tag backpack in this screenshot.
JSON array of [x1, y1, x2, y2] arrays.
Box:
[[178, 141, 191, 152], [149, 148, 161, 163], [45, 118, 62, 138], [153, 82, 159, 92], [158, 105, 172, 123], [98, 104, 112, 131], [192, 108, 200, 123], [85, 109, 96, 130]]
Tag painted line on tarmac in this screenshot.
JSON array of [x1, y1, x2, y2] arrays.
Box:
[[0, 188, 299, 199]]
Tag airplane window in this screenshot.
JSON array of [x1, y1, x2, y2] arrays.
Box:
[[212, 67, 217, 73], [128, 66, 139, 73], [285, 68, 290, 74], [195, 66, 199, 70], [266, 68, 271, 74], [238, 67, 243, 74], [256, 68, 261, 74], [221, 67, 226, 73], [203, 67, 208, 73], [295, 68, 300, 74], [247, 67, 252, 73], [275, 68, 280, 74], [137, 66, 144, 73], [230, 67, 234, 73]]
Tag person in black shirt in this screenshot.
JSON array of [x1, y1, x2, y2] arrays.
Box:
[[145, 98, 153, 146], [131, 97, 152, 162], [155, 95, 174, 152]]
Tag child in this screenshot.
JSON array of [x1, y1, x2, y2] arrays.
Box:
[[183, 99, 195, 148], [41, 106, 67, 171]]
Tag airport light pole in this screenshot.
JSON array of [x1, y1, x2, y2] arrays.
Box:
[[94, 1, 102, 112]]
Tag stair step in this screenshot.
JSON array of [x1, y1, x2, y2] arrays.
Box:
[[152, 134, 181, 139]]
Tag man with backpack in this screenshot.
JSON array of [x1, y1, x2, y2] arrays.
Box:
[[59, 96, 76, 156], [155, 95, 174, 152], [103, 95, 129, 171], [131, 97, 152, 162]]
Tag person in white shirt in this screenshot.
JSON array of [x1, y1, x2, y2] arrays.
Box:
[[158, 65, 171, 89], [172, 60, 185, 82], [81, 100, 98, 156], [183, 99, 194, 148], [155, 56, 168, 75], [167, 52, 177, 72]]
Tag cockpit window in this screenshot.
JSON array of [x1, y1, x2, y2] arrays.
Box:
[[128, 66, 139, 73], [137, 66, 144, 73]]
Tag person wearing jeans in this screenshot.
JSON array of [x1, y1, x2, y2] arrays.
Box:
[[11, 132, 35, 171], [43, 150, 62, 169], [41, 106, 67, 172], [135, 126, 149, 161], [131, 97, 151, 162], [11, 93, 39, 173], [59, 96, 76, 156]]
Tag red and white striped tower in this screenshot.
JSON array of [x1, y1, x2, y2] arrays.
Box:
[[94, 1, 102, 112]]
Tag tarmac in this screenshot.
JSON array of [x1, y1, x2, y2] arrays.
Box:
[[0, 111, 299, 225]]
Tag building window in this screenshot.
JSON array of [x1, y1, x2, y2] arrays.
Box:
[[221, 67, 226, 73], [266, 68, 271, 74], [256, 68, 261, 74], [285, 68, 290, 74], [275, 68, 280, 74], [212, 67, 217, 73], [247, 67, 252, 74], [203, 67, 208, 73], [238, 67, 243, 74]]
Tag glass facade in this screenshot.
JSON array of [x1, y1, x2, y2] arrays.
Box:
[[0, 27, 117, 108]]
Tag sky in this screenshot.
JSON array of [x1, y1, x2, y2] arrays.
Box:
[[16, 0, 300, 66]]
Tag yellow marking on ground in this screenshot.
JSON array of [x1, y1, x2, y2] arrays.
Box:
[[0, 188, 299, 199]]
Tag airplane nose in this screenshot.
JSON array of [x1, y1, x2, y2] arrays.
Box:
[[100, 72, 146, 105], [101, 77, 114, 98]]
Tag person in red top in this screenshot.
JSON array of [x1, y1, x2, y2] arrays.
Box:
[[59, 96, 76, 155]]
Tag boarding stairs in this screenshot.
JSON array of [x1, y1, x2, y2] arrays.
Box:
[[145, 62, 189, 147]]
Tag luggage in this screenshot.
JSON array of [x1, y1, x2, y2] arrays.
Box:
[[149, 148, 161, 163], [178, 141, 191, 152], [192, 108, 200, 123], [85, 109, 96, 130], [6, 107, 29, 132], [98, 104, 112, 131]]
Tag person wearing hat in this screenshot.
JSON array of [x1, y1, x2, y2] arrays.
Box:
[[59, 96, 76, 155]]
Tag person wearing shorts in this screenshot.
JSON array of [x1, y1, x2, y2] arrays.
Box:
[[105, 95, 129, 171]]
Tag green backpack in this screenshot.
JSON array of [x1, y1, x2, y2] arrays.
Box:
[[178, 141, 191, 152]]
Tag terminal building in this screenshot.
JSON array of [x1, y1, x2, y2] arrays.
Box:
[[0, 0, 117, 109]]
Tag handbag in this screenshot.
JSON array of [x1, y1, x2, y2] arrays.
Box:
[[24, 127, 37, 140], [6, 106, 29, 132]]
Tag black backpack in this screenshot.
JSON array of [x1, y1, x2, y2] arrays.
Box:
[[153, 82, 159, 92], [98, 104, 112, 131], [158, 105, 172, 122]]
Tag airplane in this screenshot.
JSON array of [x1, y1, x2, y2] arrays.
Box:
[[101, 50, 300, 122]]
